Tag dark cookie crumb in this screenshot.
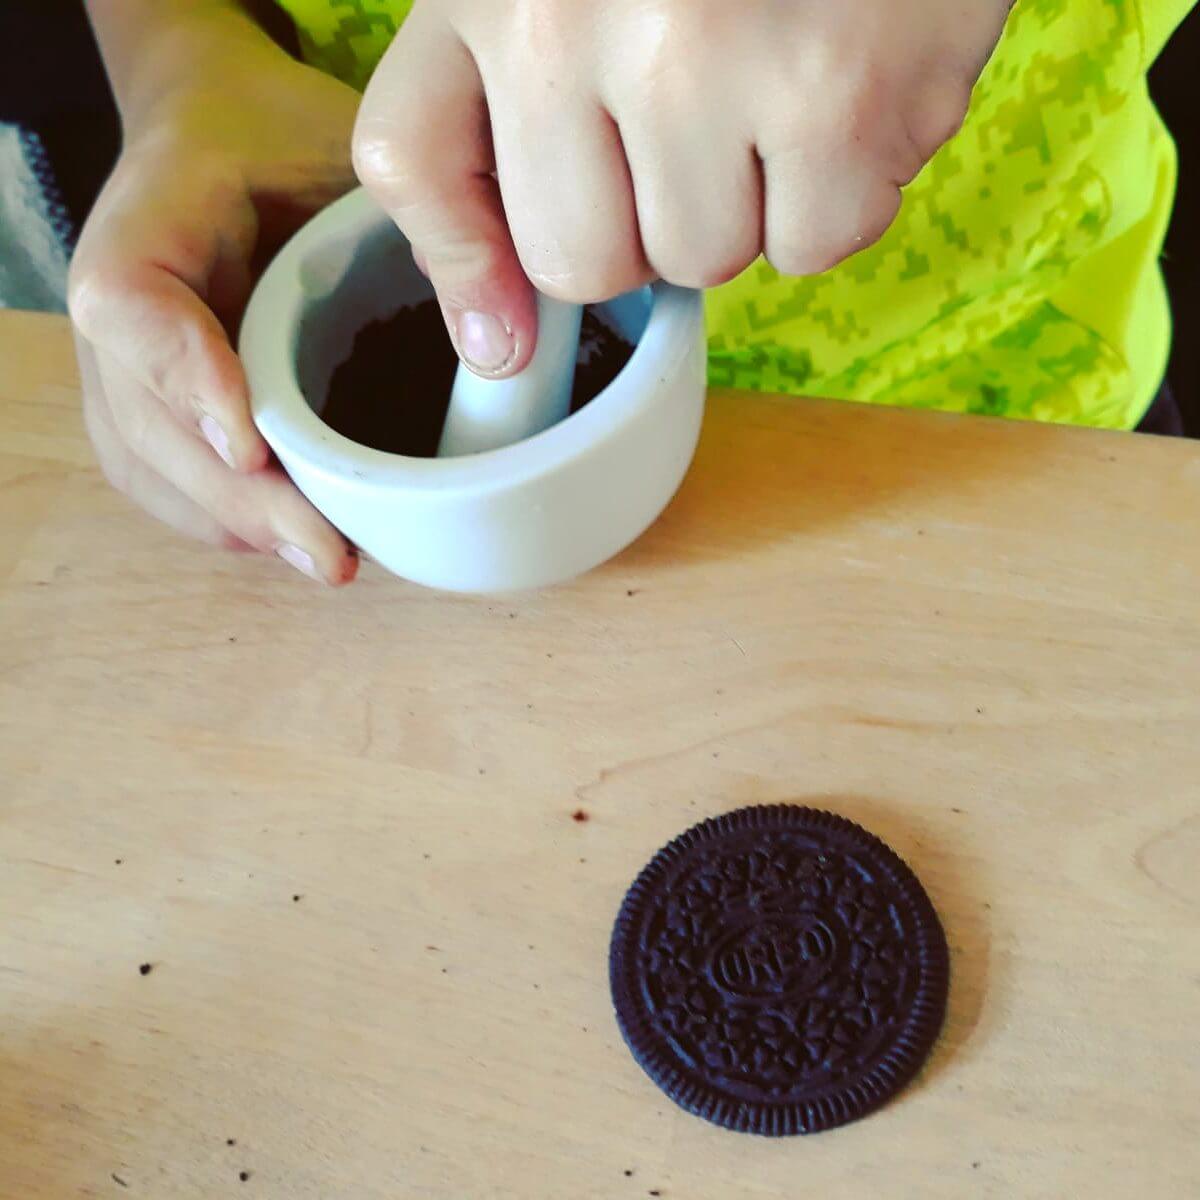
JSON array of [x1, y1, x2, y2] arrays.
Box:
[[138, 963, 153, 976]]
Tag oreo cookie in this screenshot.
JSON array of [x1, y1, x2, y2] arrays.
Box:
[[609, 805, 949, 1136]]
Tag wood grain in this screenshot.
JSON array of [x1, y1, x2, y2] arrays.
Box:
[[1, 310, 1198, 1198]]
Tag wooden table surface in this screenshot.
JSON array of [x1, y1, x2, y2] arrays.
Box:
[[1, 309, 1198, 1199]]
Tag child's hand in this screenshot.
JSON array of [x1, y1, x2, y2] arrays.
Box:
[[70, 37, 361, 584], [353, 0, 1011, 377]]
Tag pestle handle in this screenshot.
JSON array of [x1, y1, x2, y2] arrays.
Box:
[[437, 295, 583, 457]]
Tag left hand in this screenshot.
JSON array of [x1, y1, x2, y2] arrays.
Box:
[[70, 26, 363, 581]]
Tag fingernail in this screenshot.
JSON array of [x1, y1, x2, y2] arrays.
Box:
[[199, 413, 236, 468], [276, 542, 322, 583], [457, 310, 515, 374]]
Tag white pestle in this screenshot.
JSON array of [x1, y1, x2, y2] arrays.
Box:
[[437, 294, 584, 457]]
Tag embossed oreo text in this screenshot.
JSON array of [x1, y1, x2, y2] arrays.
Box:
[[709, 917, 837, 999], [636, 834, 917, 1099]]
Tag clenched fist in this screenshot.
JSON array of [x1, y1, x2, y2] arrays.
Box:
[[354, 0, 1011, 376]]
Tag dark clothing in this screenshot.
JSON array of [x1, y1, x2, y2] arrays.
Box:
[[1137, 379, 1186, 436]]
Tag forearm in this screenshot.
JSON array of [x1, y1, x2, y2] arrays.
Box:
[[84, 1, 291, 135]]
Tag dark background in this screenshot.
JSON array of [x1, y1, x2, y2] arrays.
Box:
[[3, 1, 1198, 432], [1148, 13, 1200, 433]]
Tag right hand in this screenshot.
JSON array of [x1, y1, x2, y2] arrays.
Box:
[[70, 45, 362, 584], [353, 0, 1009, 381]]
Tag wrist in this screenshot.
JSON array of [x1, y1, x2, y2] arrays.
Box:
[[88, 1, 291, 141]]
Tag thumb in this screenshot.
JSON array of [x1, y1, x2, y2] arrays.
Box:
[[353, 12, 536, 378]]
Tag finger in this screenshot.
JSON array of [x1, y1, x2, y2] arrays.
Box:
[[617, 110, 762, 288], [76, 330, 238, 547], [761, 147, 902, 277], [68, 170, 269, 473], [95, 349, 357, 585], [88, 391, 250, 549], [488, 83, 653, 303], [69, 256, 269, 473], [905, 69, 975, 167], [354, 8, 536, 379]]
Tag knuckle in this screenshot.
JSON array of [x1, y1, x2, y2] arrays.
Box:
[[66, 263, 116, 341], [769, 191, 900, 277], [352, 122, 426, 202], [509, 0, 575, 57], [88, 446, 117, 492], [83, 418, 132, 495], [111, 401, 157, 465], [622, 30, 682, 102], [97, 454, 131, 497], [909, 75, 974, 160], [529, 261, 649, 305], [518, 219, 654, 303], [147, 339, 198, 411], [656, 250, 755, 291], [527, 272, 598, 306], [619, 8, 718, 114], [203, 502, 266, 556], [436, 230, 507, 282], [860, 195, 902, 248], [843, 71, 893, 143], [783, 52, 892, 151], [220, 529, 259, 554], [767, 237, 842, 278]]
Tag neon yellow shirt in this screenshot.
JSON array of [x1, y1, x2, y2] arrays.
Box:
[[275, 0, 1193, 428]]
